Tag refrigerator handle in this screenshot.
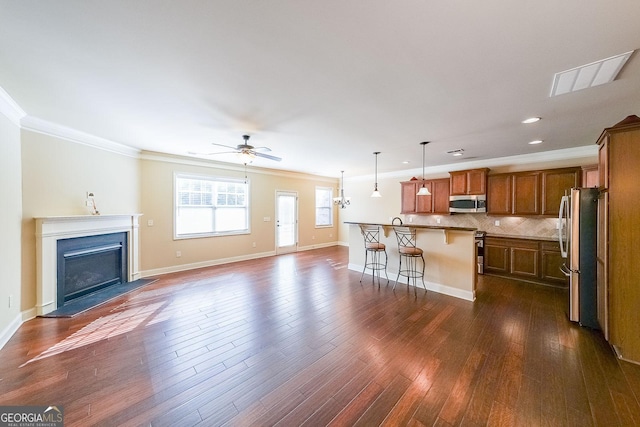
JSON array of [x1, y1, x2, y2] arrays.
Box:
[[558, 195, 569, 258]]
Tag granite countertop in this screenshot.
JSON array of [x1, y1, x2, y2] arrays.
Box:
[[344, 221, 477, 232], [485, 233, 558, 242]]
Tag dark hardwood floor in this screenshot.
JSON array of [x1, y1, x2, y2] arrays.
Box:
[[1, 246, 640, 426]]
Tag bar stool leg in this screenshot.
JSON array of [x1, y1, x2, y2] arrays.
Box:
[[360, 250, 369, 283]]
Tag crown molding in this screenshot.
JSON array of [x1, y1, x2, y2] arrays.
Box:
[[0, 86, 27, 126], [20, 115, 141, 158]]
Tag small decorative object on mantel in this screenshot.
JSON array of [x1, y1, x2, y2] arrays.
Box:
[[86, 192, 100, 215]]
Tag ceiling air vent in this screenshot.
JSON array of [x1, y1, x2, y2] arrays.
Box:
[[550, 50, 634, 97]]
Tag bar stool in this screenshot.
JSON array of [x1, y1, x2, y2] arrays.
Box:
[[359, 225, 389, 286], [393, 226, 426, 292]]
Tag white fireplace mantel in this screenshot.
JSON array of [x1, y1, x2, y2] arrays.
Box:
[[35, 214, 142, 315]]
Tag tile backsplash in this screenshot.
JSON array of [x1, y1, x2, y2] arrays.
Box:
[[405, 213, 559, 239]]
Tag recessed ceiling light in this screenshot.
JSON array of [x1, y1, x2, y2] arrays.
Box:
[[528, 140, 544, 145], [522, 117, 541, 124], [402, 160, 410, 164], [447, 148, 464, 156]]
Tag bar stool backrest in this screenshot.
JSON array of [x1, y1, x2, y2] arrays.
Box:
[[360, 225, 384, 249], [394, 226, 417, 249]]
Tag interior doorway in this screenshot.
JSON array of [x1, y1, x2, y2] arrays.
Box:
[[275, 191, 298, 254]]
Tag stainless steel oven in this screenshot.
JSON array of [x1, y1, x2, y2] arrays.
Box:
[[475, 231, 486, 274]]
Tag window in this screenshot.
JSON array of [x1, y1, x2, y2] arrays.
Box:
[[315, 186, 333, 227], [175, 174, 249, 238]]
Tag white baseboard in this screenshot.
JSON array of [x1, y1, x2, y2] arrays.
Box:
[[141, 250, 278, 277], [297, 241, 339, 252], [0, 312, 23, 350], [348, 263, 475, 302]]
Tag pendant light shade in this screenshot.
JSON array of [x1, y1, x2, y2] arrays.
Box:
[[371, 152, 382, 198], [416, 141, 431, 196], [333, 170, 351, 208]]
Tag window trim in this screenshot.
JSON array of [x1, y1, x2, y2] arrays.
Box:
[[173, 172, 251, 240], [315, 186, 334, 228]]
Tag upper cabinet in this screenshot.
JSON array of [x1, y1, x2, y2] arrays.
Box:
[[582, 165, 599, 188], [487, 167, 581, 217], [541, 168, 581, 216], [400, 178, 450, 215], [449, 168, 489, 195]]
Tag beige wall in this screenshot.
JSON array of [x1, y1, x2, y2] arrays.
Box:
[[0, 112, 23, 342], [20, 130, 141, 313], [139, 155, 339, 275]]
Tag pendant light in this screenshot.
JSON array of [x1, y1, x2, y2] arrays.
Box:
[[416, 141, 431, 196], [333, 170, 351, 208], [371, 151, 382, 198]]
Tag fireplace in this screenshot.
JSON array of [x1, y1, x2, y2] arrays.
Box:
[[36, 214, 142, 315], [56, 232, 128, 306]]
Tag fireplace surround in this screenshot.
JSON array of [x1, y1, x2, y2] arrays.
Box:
[[35, 214, 142, 315]]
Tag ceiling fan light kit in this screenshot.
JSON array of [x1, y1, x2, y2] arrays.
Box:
[[206, 134, 282, 163]]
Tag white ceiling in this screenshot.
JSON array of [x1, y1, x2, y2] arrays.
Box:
[[1, 1, 639, 178]]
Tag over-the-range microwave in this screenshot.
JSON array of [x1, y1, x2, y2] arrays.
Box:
[[449, 194, 487, 213]]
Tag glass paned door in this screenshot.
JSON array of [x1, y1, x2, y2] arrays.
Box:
[[276, 191, 298, 254]]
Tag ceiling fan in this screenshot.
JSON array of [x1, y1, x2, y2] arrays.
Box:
[[198, 134, 282, 162]]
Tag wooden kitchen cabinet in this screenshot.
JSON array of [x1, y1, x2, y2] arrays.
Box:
[[484, 236, 567, 287], [487, 171, 540, 216], [596, 115, 640, 363], [400, 178, 450, 215], [485, 237, 538, 279], [484, 238, 509, 274], [449, 168, 489, 195], [487, 167, 580, 217], [541, 167, 581, 216], [487, 174, 511, 215], [540, 241, 567, 286], [401, 181, 418, 213], [582, 165, 599, 188], [513, 172, 541, 215]]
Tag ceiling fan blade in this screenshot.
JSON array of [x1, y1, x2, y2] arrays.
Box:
[[211, 142, 239, 150], [190, 150, 237, 156], [251, 146, 272, 152], [254, 152, 282, 161]]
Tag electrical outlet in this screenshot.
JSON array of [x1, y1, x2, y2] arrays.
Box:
[[176, 251, 182, 258], [436, 218, 441, 224], [312, 235, 315, 240], [147, 219, 154, 226], [252, 242, 256, 248], [494, 220, 500, 226]]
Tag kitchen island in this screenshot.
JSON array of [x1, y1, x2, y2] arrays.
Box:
[[345, 222, 478, 301]]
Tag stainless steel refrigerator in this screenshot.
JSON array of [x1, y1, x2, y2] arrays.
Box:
[[558, 187, 599, 329]]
